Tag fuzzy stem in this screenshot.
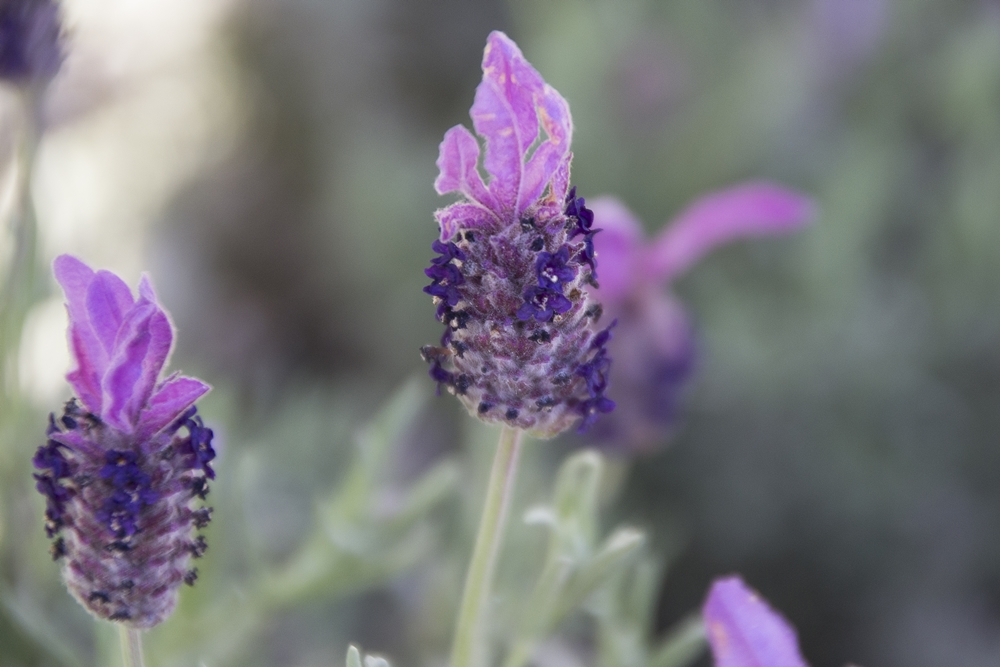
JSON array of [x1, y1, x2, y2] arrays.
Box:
[[119, 626, 146, 667], [450, 425, 525, 667]]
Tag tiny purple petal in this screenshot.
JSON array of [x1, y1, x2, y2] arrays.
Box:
[[589, 198, 646, 302], [649, 183, 816, 282], [703, 575, 810, 667]]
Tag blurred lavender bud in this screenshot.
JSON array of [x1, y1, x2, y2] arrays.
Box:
[[586, 184, 815, 453], [0, 0, 64, 84], [33, 255, 213, 628], [703, 575, 809, 667], [421, 31, 614, 438]]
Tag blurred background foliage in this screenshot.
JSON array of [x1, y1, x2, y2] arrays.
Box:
[[2, 0, 1000, 666]]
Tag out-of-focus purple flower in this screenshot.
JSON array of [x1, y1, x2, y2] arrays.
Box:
[[33, 255, 213, 628], [421, 31, 614, 437], [703, 575, 810, 667], [587, 183, 815, 452], [0, 0, 64, 83]]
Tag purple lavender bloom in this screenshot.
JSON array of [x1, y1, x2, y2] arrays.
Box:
[[33, 255, 213, 628], [587, 183, 815, 453], [703, 575, 810, 667], [421, 31, 614, 437], [0, 0, 63, 83]]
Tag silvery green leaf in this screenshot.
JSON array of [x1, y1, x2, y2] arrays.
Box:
[[347, 645, 363, 667], [647, 615, 705, 667], [558, 528, 645, 621]]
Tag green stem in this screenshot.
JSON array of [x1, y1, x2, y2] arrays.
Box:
[[450, 425, 525, 667], [0, 87, 43, 394], [118, 626, 146, 667]]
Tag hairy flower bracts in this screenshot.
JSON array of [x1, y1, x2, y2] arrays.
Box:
[[32, 255, 213, 628], [421, 32, 614, 438], [586, 185, 815, 453]]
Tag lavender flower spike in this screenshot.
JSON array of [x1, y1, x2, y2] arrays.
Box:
[[421, 31, 614, 437], [703, 575, 810, 667], [34, 255, 214, 628]]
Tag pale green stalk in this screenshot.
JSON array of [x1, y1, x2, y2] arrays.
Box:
[[118, 626, 146, 667], [450, 425, 525, 667]]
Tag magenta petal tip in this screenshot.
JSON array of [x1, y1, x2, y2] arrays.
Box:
[[703, 575, 810, 667]]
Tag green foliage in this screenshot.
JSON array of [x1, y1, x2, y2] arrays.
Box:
[[500, 451, 704, 667]]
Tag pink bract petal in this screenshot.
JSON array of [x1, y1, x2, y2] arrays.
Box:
[[138, 375, 210, 440], [471, 31, 546, 214], [703, 576, 810, 667], [86, 270, 134, 356], [435, 125, 498, 213], [102, 299, 173, 432], [589, 197, 646, 302], [649, 182, 816, 282], [53, 255, 104, 412], [519, 82, 573, 211], [435, 201, 499, 241]]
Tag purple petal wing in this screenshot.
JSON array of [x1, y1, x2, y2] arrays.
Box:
[[53, 255, 104, 412], [435, 125, 498, 212], [589, 197, 646, 303], [703, 576, 810, 667], [649, 183, 816, 282], [435, 201, 499, 241], [101, 298, 173, 432], [518, 82, 573, 212], [138, 375, 210, 440], [471, 31, 546, 213], [86, 270, 134, 355]]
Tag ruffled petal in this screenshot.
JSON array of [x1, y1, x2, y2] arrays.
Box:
[[471, 31, 546, 213], [519, 82, 573, 212], [435, 125, 498, 213], [649, 182, 816, 282], [53, 255, 104, 412], [703, 575, 809, 667], [589, 197, 646, 302], [137, 375, 210, 440]]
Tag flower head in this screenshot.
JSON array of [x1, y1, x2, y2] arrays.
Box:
[[33, 255, 213, 628], [586, 183, 815, 453], [0, 0, 64, 84], [421, 31, 613, 437], [703, 575, 810, 667]]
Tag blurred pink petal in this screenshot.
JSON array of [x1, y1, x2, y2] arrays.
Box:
[[704, 575, 810, 667], [649, 183, 815, 282], [589, 197, 646, 302]]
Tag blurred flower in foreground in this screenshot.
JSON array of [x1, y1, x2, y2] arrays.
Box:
[[33, 255, 214, 628], [587, 183, 815, 453], [421, 31, 614, 437], [703, 575, 809, 667], [0, 0, 63, 84]]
